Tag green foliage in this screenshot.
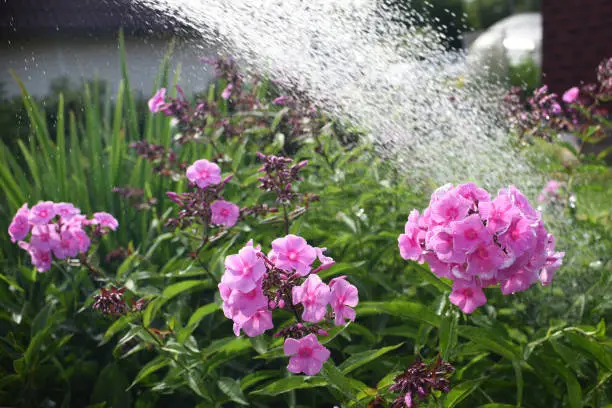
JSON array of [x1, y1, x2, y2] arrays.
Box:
[[508, 56, 541, 95], [0, 34, 611, 408], [464, 0, 540, 30]]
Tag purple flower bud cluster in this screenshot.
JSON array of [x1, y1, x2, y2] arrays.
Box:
[[113, 186, 158, 211], [504, 57, 612, 144], [256, 152, 312, 203], [389, 358, 454, 408], [219, 235, 358, 376], [129, 140, 186, 178], [597, 57, 612, 99], [9, 201, 118, 272], [398, 183, 564, 314], [92, 286, 146, 316]]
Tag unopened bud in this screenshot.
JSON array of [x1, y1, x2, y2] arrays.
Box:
[[317, 329, 329, 336], [166, 191, 183, 206], [278, 299, 285, 308], [268, 300, 277, 309]]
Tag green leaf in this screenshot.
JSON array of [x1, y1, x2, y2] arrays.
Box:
[[512, 360, 524, 408], [0, 273, 24, 293], [540, 357, 582, 408], [128, 356, 170, 389], [101, 314, 138, 345], [162, 280, 208, 300], [240, 370, 280, 391], [177, 303, 219, 343], [458, 326, 521, 361], [443, 379, 483, 408], [477, 405, 515, 408], [250, 376, 327, 396], [217, 377, 249, 406], [339, 343, 404, 375], [92, 363, 132, 408], [31, 304, 54, 337], [357, 301, 441, 327], [565, 332, 612, 371], [376, 371, 402, 390], [439, 310, 459, 360], [379, 325, 420, 339], [321, 362, 362, 406]]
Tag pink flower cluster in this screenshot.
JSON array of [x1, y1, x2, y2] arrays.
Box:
[[398, 183, 564, 314], [537, 180, 566, 204], [8, 201, 118, 272], [167, 159, 240, 229], [219, 235, 358, 375]]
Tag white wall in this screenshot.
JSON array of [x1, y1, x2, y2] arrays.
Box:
[[1, 35, 218, 98]]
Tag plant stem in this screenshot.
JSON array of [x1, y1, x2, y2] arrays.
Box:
[[283, 204, 290, 235]]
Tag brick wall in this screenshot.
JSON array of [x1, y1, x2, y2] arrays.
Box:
[[542, 0, 612, 94]]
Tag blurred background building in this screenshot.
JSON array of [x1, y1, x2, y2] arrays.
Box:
[[0, 0, 215, 98]]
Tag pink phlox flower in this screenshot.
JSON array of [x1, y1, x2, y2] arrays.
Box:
[[30, 224, 61, 252], [73, 228, 92, 253], [500, 268, 539, 295], [478, 193, 517, 233], [466, 242, 507, 279], [523, 223, 549, 272], [211, 200, 240, 227], [9, 204, 31, 243], [429, 191, 471, 225], [19, 242, 52, 272], [53, 229, 80, 259], [455, 182, 491, 205], [448, 280, 487, 314], [64, 214, 88, 229], [223, 246, 266, 292], [538, 180, 565, 203], [311, 247, 335, 273], [245, 239, 262, 252], [292, 274, 330, 323], [428, 183, 454, 205], [54, 202, 80, 221], [562, 86, 579, 103], [508, 185, 539, 220], [218, 280, 238, 319], [93, 212, 119, 230], [448, 262, 468, 281], [418, 208, 431, 230], [148, 88, 167, 113], [425, 227, 464, 263], [498, 216, 536, 258], [451, 214, 492, 255], [186, 159, 222, 189], [28, 201, 56, 225], [227, 285, 268, 318], [271, 234, 317, 276], [423, 252, 453, 279], [283, 333, 331, 376], [540, 251, 564, 286], [399, 210, 424, 261], [221, 84, 233, 100], [329, 276, 358, 326], [234, 309, 274, 337], [267, 249, 279, 265]]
